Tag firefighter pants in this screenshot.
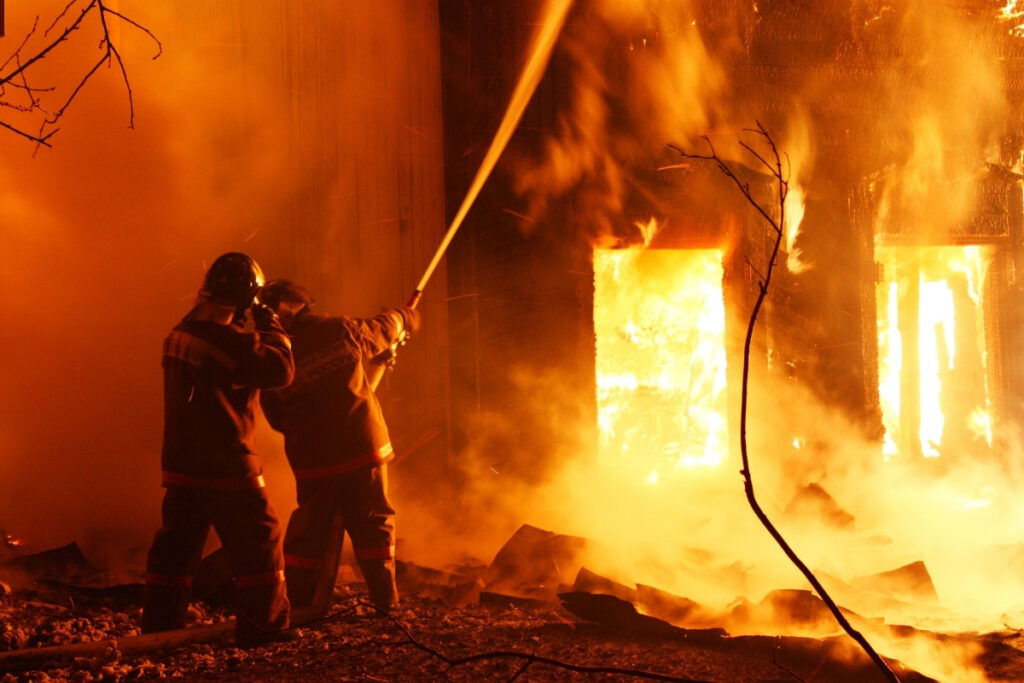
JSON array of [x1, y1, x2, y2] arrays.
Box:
[[283, 465, 397, 610], [142, 485, 290, 639]]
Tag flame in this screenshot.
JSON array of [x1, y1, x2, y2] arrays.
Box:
[[876, 246, 993, 461], [784, 183, 807, 273], [917, 277, 954, 457], [636, 216, 660, 247], [779, 113, 813, 273], [878, 277, 902, 460], [1000, 1, 1024, 36], [594, 242, 727, 477], [968, 407, 993, 447]]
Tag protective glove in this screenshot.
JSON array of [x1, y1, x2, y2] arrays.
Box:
[[400, 307, 422, 335], [251, 303, 282, 332]]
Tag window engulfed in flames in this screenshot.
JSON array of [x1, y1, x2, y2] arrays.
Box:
[[876, 245, 994, 461], [594, 248, 727, 482]]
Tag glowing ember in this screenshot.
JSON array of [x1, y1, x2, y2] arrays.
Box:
[[594, 244, 727, 477], [875, 245, 993, 461]]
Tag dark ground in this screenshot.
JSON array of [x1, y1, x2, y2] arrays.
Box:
[[5, 577, 1024, 682], [0, 588, 904, 682], [3, 539, 1024, 682]]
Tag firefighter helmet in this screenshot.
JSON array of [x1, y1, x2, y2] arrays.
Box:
[[259, 279, 315, 312], [198, 252, 265, 308]]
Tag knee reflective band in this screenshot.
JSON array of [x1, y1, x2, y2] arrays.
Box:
[[235, 569, 285, 588], [353, 544, 395, 561], [145, 572, 193, 587], [291, 445, 393, 480]]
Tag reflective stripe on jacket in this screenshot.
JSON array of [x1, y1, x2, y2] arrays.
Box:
[[161, 316, 294, 480]]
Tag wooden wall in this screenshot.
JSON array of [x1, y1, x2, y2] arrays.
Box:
[[136, 1, 451, 500]]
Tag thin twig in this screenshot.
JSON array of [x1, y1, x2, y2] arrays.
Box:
[[0, 1, 95, 86], [671, 122, 901, 683], [743, 256, 767, 284], [1, 17, 40, 73], [105, 8, 163, 58], [0, 116, 56, 146], [771, 642, 809, 682], [45, 0, 81, 37], [0, 0, 160, 145], [507, 656, 535, 681], [351, 599, 712, 682]]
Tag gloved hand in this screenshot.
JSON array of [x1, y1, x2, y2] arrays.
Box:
[[400, 307, 422, 335], [250, 303, 282, 331]]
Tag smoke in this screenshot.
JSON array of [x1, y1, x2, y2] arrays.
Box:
[[1, 3, 1018, 677], [435, 312, 1024, 619], [510, 0, 1013, 247], [419, 336, 1011, 678], [0, 1, 446, 571], [507, 0, 733, 244], [0, 1, 284, 567], [424, 3, 1021, 678], [869, 0, 1010, 239]]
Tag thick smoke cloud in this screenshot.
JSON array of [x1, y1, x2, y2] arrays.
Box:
[[437, 1, 1022, 678], [2, 4, 1022, 678], [0, 1, 447, 572], [0, 2, 295, 567]]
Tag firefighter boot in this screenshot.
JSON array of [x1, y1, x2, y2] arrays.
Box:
[[359, 558, 398, 612]]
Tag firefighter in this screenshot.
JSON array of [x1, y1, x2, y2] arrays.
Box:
[[258, 279, 420, 612], [142, 252, 299, 647]]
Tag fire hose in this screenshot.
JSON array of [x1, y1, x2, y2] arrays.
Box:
[[367, 0, 573, 391]]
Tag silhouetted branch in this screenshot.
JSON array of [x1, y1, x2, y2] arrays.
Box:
[[352, 599, 711, 682], [771, 644, 809, 682], [0, 0, 161, 148], [670, 122, 901, 683]]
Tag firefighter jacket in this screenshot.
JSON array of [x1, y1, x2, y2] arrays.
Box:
[[161, 315, 294, 488], [260, 309, 406, 480]]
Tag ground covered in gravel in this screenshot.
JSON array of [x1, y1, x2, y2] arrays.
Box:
[[0, 586, 897, 682], [4, 537, 1024, 682], [5, 576, 1024, 682]]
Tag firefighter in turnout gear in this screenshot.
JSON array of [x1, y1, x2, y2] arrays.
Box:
[[258, 279, 420, 611], [143, 252, 299, 646]]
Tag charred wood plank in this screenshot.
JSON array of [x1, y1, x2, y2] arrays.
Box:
[[558, 591, 727, 643]]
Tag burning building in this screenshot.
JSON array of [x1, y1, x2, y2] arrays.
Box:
[[439, 0, 1024, 638], [4, 0, 1024, 679]]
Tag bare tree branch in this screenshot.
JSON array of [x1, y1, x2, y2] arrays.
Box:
[[352, 599, 711, 682], [0, 114, 57, 145], [1, 16, 39, 74], [104, 7, 161, 49], [45, 0, 81, 37], [0, 0, 161, 148], [2, 2, 93, 87], [671, 122, 901, 683]]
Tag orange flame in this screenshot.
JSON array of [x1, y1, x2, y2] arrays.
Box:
[[784, 183, 807, 273], [594, 235, 727, 479], [876, 246, 993, 461], [1000, 1, 1024, 36]]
